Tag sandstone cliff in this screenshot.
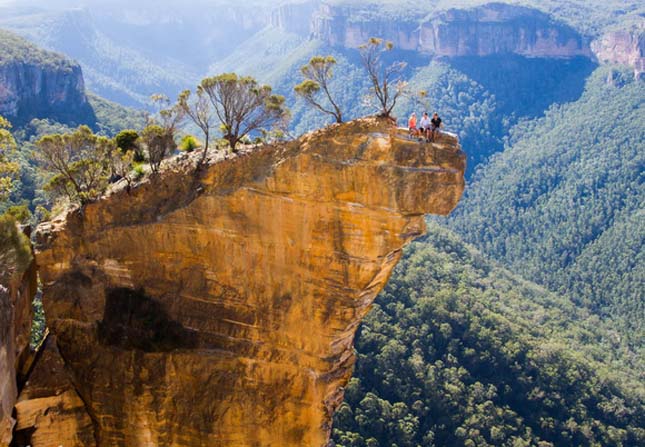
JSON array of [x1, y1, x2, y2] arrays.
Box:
[[308, 2, 591, 58], [0, 29, 95, 126], [0, 229, 37, 447], [270, 0, 321, 37], [592, 26, 645, 79], [20, 118, 464, 446]]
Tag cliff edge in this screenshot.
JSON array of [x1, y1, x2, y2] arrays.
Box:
[[23, 118, 465, 446]]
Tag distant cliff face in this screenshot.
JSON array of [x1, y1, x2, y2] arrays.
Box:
[[26, 119, 465, 446], [592, 27, 645, 79], [308, 2, 591, 58], [0, 29, 95, 126], [270, 0, 320, 36]]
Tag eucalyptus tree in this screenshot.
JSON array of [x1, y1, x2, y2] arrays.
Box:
[[200, 73, 289, 151], [295, 56, 343, 123], [36, 125, 116, 204], [0, 116, 19, 201], [359, 38, 408, 118], [177, 86, 216, 163]]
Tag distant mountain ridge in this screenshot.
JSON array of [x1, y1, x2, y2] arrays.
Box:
[[310, 2, 592, 58], [3, 0, 637, 110]]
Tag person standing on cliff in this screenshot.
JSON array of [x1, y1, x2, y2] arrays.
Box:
[[419, 112, 431, 142], [430, 112, 443, 142]]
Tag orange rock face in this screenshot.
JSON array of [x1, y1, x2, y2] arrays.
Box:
[[31, 119, 465, 446], [0, 233, 36, 447], [13, 335, 95, 447]]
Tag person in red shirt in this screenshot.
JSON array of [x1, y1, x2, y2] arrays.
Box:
[[408, 112, 419, 138]]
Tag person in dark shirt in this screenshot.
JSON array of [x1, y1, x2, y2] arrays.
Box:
[[430, 112, 442, 142]]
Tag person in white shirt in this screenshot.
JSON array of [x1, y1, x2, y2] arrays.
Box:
[[419, 112, 431, 142]]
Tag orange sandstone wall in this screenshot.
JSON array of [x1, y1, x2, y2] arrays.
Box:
[[28, 118, 465, 446]]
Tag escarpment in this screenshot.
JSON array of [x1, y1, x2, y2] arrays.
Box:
[[308, 2, 591, 58], [24, 119, 464, 446], [592, 27, 645, 79], [0, 29, 95, 126]]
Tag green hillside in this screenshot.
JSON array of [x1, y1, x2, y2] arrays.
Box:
[[447, 67, 644, 349], [0, 28, 72, 69], [332, 224, 645, 447]]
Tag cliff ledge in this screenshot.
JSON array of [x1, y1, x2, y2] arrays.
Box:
[[23, 118, 465, 446]]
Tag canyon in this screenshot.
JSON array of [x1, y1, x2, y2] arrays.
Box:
[[9, 118, 464, 446]]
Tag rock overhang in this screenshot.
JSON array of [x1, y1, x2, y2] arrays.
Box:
[[26, 117, 465, 447]]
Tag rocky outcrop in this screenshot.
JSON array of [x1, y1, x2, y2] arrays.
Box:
[[0, 29, 95, 126], [13, 335, 95, 447], [0, 230, 37, 447], [418, 3, 591, 58], [26, 118, 465, 446], [311, 3, 419, 49], [592, 26, 645, 79], [310, 2, 591, 58]]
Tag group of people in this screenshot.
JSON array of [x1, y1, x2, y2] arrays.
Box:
[[408, 112, 443, 142]]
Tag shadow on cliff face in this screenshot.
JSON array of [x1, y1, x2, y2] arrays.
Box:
[[98, 288, 198, 352]]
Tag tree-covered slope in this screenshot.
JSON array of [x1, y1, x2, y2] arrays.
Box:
[[0, 27, 72, 69], [447, 67, 644, 347], [332, 224, 644, 447], [0, 28, 145, 137]]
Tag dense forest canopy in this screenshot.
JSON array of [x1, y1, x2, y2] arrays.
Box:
[[448, 67, 644, 352], [332, 224, 645, 447], [0, 28, 73, 69]]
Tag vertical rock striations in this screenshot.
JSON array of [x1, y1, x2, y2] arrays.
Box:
[[0, 230, 37, 447], [30, 119, 465, 446], [0, 29, 95, 126], [309, 2, 591, 58], [592, 26, 645, 79], [270, 0, 321, 37]]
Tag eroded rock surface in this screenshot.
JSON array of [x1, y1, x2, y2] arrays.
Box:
[[31, 119, 465, 446], [0, 233, 36, 447], [13, 335, 95, 447], [592, 26, 645, 79]]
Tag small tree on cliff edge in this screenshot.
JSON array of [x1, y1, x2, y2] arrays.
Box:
[[359, 38, 408, 119], [36, 125, 116, 204], [200, 73, 290, 151], [177, 86, 216, 164], [114, 129, 142, 161], [294, 56, 343, 123]]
